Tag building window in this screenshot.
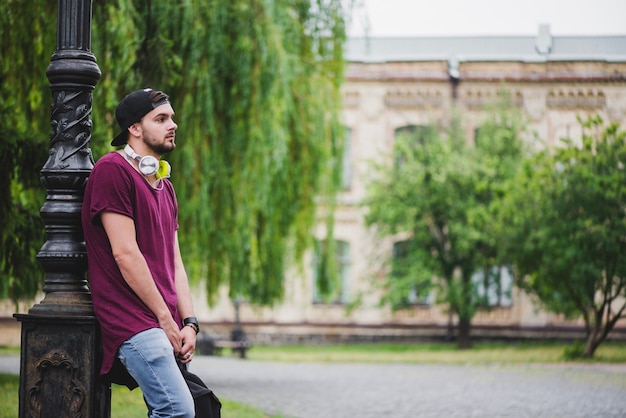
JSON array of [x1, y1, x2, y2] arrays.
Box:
[[312, 240, 350, 304], [394, 125, 435, 169], [342, 127, 352, 190], [391, 240, 432, 306], [472, 265, 513, 307], [473, 126, 481, 146]]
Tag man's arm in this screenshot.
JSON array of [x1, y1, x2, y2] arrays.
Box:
[[101, 211, 182, 356], [173, 232, 197, 363]]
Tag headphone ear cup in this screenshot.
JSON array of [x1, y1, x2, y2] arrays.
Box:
[[138, 155, 159, 176], [156, 160, 171, 179]]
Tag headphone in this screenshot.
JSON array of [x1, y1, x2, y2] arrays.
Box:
[[124, 144, 171, 179]]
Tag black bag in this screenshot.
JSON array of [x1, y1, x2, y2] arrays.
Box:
[[107, 357, 221, 418], [179, 362, 222, 418]]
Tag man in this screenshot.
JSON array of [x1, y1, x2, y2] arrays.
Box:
[[82, 88, 197, 417]]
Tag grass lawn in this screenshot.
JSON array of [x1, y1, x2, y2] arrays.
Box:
[[109, 383, 281, 418], [0, 374, 280, 418], [1, 341, 624, 417], [246, 341, 626, 364]]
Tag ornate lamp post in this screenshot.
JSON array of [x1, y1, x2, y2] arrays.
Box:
[[231, 296, 247, 343], [13, 0, 109, 416]]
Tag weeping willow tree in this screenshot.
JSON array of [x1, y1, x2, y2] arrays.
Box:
[[2, 0, 350, 307], [0, 0, 56, 309], [134, 0, 349, 305]]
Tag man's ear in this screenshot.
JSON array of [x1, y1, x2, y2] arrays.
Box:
[[128, 123, 142, 138]]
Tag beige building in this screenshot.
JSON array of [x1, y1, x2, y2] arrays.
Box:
[[3, 27, 626, 346], [196, 26, 626, 343]]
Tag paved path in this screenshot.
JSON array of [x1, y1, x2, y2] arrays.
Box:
[[2, 355, 625, 417]]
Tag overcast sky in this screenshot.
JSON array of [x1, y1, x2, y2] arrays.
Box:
[[348, 0, 626, 37]]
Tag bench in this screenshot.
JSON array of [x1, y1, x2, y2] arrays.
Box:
[[196, 333, 251, 359], [211, 340, 251, 359]]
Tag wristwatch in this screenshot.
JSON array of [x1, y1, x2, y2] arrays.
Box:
[[182, 316, 200, 334]]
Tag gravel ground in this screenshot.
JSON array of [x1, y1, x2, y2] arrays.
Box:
[[2, 355, 625, 417], [188, 357, 626, 418]]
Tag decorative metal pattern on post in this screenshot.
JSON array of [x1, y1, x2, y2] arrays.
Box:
[[29, 0, 101, 316]]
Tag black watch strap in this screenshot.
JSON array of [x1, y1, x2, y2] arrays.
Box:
[[182, 316, 200, 334]]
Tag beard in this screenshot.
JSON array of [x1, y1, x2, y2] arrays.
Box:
[[144, 133, 176, 155]]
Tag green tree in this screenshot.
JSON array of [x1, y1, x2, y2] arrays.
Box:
[[0, 0, 56, 308], [502, 116, 626, 357], [1, 0, 351, 307], [158, 0, 349, 304], [364, 101, 525, 348]]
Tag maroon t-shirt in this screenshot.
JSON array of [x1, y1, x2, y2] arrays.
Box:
[[81, 152, 180, 375]]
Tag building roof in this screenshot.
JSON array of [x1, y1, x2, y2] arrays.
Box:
[[346, 26, 626, 64]]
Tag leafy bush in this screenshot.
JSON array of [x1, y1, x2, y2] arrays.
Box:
[[562, 340, 586, 360]]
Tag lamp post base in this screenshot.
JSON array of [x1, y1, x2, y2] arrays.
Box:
[[14, 314, 111, 418]]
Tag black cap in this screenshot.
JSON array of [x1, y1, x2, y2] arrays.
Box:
[[111, 88, 170, 146]]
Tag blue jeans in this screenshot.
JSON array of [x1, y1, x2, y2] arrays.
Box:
[[118, 328, 195, 418]]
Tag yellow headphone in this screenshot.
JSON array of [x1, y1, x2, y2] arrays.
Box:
[[124, 144, 171, 179]]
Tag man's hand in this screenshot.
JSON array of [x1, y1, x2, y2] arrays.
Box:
[[178, 324, 197, 363], [158, 316, 183, 357]]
